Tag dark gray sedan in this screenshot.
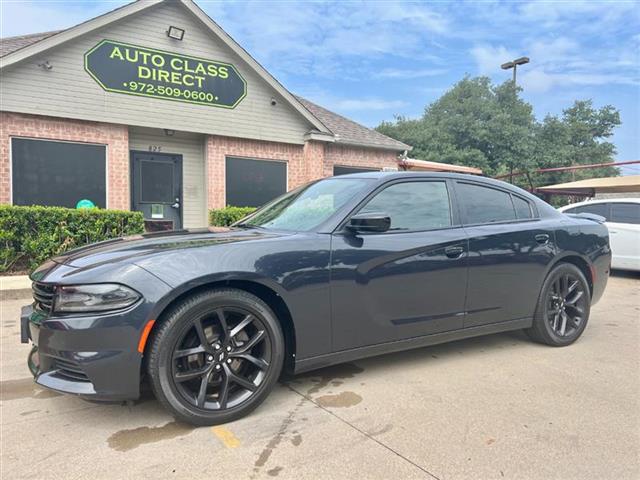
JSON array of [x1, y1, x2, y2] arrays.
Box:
[[22, 173, 610, 425]]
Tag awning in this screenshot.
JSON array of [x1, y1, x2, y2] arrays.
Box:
[[399, 158, 483, 175], [537, 175, 640, 195]]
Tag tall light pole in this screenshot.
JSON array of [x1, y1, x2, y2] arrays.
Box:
[[501, 56, 530, 85]]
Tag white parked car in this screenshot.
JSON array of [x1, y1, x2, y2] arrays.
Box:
[[559, 198, 640, 271]]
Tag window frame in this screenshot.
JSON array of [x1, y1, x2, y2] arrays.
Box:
[[10, 136, 108, 208], [336, 178, 461, 235], [224, 155, 288, 208], [511, 193, 535, 220], [453, 180, 540, 227], [609, 202, 640, 225], [564, 202, 611, 220]]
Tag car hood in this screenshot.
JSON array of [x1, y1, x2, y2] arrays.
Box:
[[50, 227, 289, 269]]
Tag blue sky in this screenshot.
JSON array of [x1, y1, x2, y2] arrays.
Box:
[[2, 0, 639, 173]]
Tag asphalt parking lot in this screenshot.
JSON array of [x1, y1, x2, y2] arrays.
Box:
[[1, 272, 638, 480]]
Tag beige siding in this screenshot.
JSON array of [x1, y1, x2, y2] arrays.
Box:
[[0, 2, 311, 145], [128, 126, 206, 228]]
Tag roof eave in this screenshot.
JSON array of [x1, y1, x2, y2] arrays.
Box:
[[0, 0, 162, 68], [333, 139, 412, 152]]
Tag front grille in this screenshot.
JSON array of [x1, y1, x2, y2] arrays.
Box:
[[53, 358, 90, 382], [32, 282, 55, 314]]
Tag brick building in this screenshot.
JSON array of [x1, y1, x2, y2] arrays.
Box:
[[0, 0, 409, 229]]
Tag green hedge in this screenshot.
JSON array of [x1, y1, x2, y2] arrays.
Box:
[[0, 205, 144, 273], [209, 206, 257, 226]]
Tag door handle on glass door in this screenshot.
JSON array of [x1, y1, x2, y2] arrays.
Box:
[[171, 197, 180, 209]]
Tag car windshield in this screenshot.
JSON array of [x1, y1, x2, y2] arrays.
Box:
[[236, 177, 372, 231]]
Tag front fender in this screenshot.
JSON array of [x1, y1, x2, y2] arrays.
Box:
[[145, 271, 287, 322], [133, 233, 333, 359]]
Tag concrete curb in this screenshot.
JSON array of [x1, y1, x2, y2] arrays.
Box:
[[0, 275, 32, 300], [1, 289, 32, 300]]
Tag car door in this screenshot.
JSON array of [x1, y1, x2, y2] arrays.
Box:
[[455, 181, 556, 328], [608, 202, 640, 270], [330, 179, 469, 351]]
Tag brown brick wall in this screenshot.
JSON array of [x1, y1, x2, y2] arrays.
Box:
[[324, 144, 399, 176], [0, 112, 129, 209], [206, 136, 400, 209]]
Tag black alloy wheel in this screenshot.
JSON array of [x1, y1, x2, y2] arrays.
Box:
[[172, 306, 271, 410], [545, 272, 588, 337], [148, 289, 284, 426], [527, 263, 591, 346]]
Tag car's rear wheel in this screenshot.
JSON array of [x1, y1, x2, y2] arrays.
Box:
[[526, 263, 591, 346], [147, 289, 284, 426]]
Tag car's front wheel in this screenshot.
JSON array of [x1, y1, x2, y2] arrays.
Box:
[[527, 263, 591, 346], [147, 288, 284, 426]]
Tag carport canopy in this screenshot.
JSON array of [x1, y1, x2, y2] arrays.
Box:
[[538, 175, 640, 196], [399, 158, 483, 175]]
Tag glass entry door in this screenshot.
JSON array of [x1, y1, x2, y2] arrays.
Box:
[[131, 151, 182, 231]]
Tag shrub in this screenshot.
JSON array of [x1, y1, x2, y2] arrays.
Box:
[[209, 206, 257, 226], [0, 205, 144, 273]]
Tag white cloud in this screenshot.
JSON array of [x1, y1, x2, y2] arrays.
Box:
[[0, 1, 126, 37], [518, 0, 637, 27], [374, 68, 448, 79], [326, 98, 408, 112], [520, 70, 639, 93], [470, 44, 518, 75]]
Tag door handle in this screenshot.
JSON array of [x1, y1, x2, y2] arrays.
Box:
[[535, 233, 550, 245], [171, 197, 180, 209], [444, 246, 465, 258]]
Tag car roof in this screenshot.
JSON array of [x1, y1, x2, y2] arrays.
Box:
[[337, 171, 531, 193]]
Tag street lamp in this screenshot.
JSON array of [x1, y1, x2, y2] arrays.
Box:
[[501, 56, 530, 85]]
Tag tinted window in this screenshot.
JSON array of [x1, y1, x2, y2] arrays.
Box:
[[140, 160, 174, 203], [11, 138, 106, 208], [241, 178, 371, 231], [610, 203, 640, 224], [334, 166, 379, 176], [359, 181, 451, 231], [513, 195, 533, 219], [226, 157, 286, 207], [457, 183, 516, 224], [568, 203, 610, 220]]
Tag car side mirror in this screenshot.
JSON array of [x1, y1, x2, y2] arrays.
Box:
[[346, 212, 391, 233]]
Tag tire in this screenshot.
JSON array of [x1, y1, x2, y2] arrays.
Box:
[[147, 288, 284, 426], [526, 263, 591, 347]]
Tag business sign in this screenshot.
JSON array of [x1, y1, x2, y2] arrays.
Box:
[[85, 40, 247, 108]]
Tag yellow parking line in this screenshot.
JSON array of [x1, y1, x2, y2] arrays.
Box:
[[211, 426, 240, 448]]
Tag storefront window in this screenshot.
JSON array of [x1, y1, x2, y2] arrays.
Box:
[[11, 138, 106, 208], [333, 165, 379, 176], [225, 157, 287, 207]]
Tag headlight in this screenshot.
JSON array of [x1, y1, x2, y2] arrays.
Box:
[[54, 284, 141, 313]]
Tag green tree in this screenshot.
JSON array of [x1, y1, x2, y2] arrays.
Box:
[[531, 100, 620, 188], [377, 77, 536, 177], [377, 77, 621, 189]]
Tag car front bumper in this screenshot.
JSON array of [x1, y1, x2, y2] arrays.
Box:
[[21, 301, 150, 402]]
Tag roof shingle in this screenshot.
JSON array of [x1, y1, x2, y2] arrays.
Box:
[[295, 96, 410, 151], [0, 30, 63, 58]]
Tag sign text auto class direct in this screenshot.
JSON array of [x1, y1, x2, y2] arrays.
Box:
[[85, 40, 246, 108]]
